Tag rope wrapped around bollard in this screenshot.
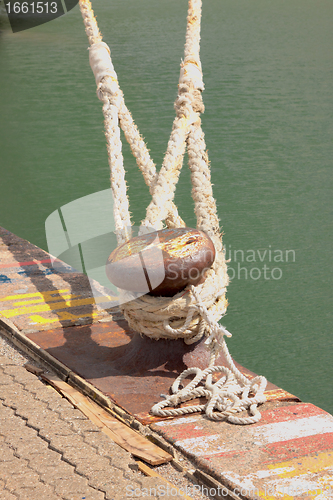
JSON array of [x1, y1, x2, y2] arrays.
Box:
[[79, 0, 267, 423]]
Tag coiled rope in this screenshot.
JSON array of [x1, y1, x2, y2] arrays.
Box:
[[79, 0, 267, 423]]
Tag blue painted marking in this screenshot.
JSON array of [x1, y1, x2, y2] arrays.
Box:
[[0, 274, 11, 283], [17, 268, 54, 277]]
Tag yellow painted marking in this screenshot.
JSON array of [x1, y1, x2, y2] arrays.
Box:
[[264, 389, 298, 401], [260, 453, 333, 499], [13, 294, 80, 306], [235, 486, 292, 500], [29, 312, 78, 323], [29, 310, 102, 324], [1, 289, 70, 301], [0, 295, 116, 319], [258, 492, 292, 500], [268, 451, 333, 478]]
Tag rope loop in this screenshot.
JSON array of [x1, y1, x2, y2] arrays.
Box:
[[151, 286, 267, 424]]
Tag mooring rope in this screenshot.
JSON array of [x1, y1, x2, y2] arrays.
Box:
[[152, 286, 267, 424], [79, 0, 267, 423]]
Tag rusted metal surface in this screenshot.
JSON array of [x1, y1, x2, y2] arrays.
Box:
[[26, 320, 299, 424], [106, 227, 215, 296]]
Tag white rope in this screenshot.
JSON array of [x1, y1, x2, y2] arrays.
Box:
[[80, 0, 186, 237], [79, 0, 267, 423], [141, 0, 205, 233], [152, 285, 267, 424]]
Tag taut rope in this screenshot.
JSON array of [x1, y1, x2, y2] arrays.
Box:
[[79, 0, 267, 423]]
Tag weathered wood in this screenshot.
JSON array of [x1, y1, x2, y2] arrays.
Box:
[[26, 366, 173, 466], [24, 363, 44, 376], [106, 227, 215, 296]]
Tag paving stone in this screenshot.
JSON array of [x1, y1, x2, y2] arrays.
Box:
[[0, 404, 15, 418], [82, 430, 110, 450], [102, 476, 141, 500], [0, 445, 18, 463], [58, 407, 88, 421], [138, 476, 163, 490], [49, 433, 87, 450], [2, 371, 33, 386], [0, 489, 17, 500], [27, 452, 63, 473], [4, 470, 41, 491], [1, 390, 28, 407], [83, 431, 133, 464], [14, 402, 51, 420], [38, 461, 79, 484], [20, 381, 50, 392], [160, 493, 187, 500], [62, 442, 100, 463], [7, 392, 48, 410], [105, 492, 126, 500], [54, 475, 91, 496], [0, 412, 16, 426], [0, 457, 29, 476], [13, 483, 61, 500], [38, 393, 74, 412], [0, 373, 14, 385], [3, 425, 38, 445], [0, 355, 18, 366], [26, 413, 62, 429], [86, 466, 124, 490], [74, 455, 113, 477], [11, 437, 50, 458], [1, 420, 28, 439], [63, 491, 105, 500], [70, 418, 103, 434], [2, 365, 38, 383], [37, 421, 74, 439], [0, 384, 24, 395]]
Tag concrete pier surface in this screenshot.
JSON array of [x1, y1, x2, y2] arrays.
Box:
[[1, 226, 332, 500]]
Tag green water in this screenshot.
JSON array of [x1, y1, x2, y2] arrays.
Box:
[[0, 0, 332, 413]]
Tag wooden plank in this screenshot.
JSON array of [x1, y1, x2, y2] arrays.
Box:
[[25, 363, 44, 376], [26, 366, 172, 465], [137, 461, 194, 500]]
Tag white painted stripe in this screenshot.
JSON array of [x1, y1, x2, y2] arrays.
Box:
[[175, 414, 333, 457], [154, 416, 200, 427], [174, 435, 224, 456], [251, 414, 333, 447]]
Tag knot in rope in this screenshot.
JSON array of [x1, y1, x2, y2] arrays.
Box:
[[151, 285, 267, 424]]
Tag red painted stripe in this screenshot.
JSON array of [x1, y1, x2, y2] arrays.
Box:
[[0, 259, 52, 269], [252, 403, 325, 426], [164, 423, 212, 442], [202, 432, 333, 464], [261, 432, 333, 463], [156, 404, 327, 445]]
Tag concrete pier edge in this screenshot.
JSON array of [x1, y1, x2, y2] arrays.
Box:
[[1, 226, 332, 500]]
